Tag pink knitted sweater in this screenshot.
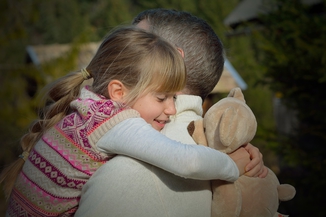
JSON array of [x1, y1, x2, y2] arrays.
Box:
[[6, 87, 139, 216]]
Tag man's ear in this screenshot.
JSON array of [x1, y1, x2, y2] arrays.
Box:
[[177, 47, 184, 58], [107, 80, 128, 102]]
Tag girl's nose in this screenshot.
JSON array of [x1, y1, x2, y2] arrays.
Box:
[[164, 99, 176, 115]]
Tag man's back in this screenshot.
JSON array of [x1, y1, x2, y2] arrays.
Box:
[[76, 95, 212, 217]]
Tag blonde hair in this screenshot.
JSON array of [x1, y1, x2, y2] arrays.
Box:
[[90, 26, 186, 105], [0, 26, 186, 199]]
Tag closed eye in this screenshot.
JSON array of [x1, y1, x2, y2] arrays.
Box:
[[157, 97, 166, 102]]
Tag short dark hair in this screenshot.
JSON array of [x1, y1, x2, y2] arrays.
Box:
[[133, 9, 225, 100]]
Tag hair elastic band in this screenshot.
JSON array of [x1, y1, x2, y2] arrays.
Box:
[[81, 68, 92, 80], [19, 151, 30, 161]]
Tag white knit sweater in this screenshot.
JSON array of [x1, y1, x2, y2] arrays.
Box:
[[76, 95, 239, 217]]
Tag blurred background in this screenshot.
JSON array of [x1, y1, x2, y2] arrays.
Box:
[[1, 0, 325, 216]]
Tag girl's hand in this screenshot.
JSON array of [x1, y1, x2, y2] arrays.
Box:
[[228, 147, 251, 176], [243, 143, 268, 178]]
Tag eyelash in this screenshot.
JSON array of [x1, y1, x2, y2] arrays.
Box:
[[157, 95, 177, 102]]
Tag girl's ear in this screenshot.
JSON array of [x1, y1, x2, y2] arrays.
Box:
[[107, 80, 128, 102]]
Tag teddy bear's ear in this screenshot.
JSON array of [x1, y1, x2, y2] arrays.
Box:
[[228, 87, 245, 103], [277, 184, 296, 201], [218, 107, 239, 148], [218, 106, 253, 150], [187, 121, 195, 136], [187, 120, 208, 146]]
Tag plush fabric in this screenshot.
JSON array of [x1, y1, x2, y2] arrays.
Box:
[[188, 88, 296, 217]]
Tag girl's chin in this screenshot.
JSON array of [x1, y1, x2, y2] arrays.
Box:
[[152, 121, 165, 131]]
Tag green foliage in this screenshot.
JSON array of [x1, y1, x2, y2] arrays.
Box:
[[134, 0, 196, 12], [82, 0, 134, 39], [254, 1, 326, 215], [32, 0, 86, 44]]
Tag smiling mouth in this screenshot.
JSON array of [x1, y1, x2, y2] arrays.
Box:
[[153, 119, 170, 131], [155, 119, 168, 124]]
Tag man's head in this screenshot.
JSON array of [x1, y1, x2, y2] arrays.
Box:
[[133, 8, 225, 101]]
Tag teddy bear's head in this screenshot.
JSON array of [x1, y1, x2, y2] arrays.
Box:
[[188, 88, 296, 217], [188, 87, 257, 153]]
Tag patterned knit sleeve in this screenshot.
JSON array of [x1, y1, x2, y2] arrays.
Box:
[[97, 118, 239, 181]]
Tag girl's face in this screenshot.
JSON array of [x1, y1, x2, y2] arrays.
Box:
[[132, 92, 177, 131]]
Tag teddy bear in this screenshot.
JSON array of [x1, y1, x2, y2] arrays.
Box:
[[187, 87, 296, 217]]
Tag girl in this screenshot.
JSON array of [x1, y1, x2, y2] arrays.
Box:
[[1, 26, 247, 216]]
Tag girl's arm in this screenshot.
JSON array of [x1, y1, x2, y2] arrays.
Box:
[[97, 118, 239, 181]]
